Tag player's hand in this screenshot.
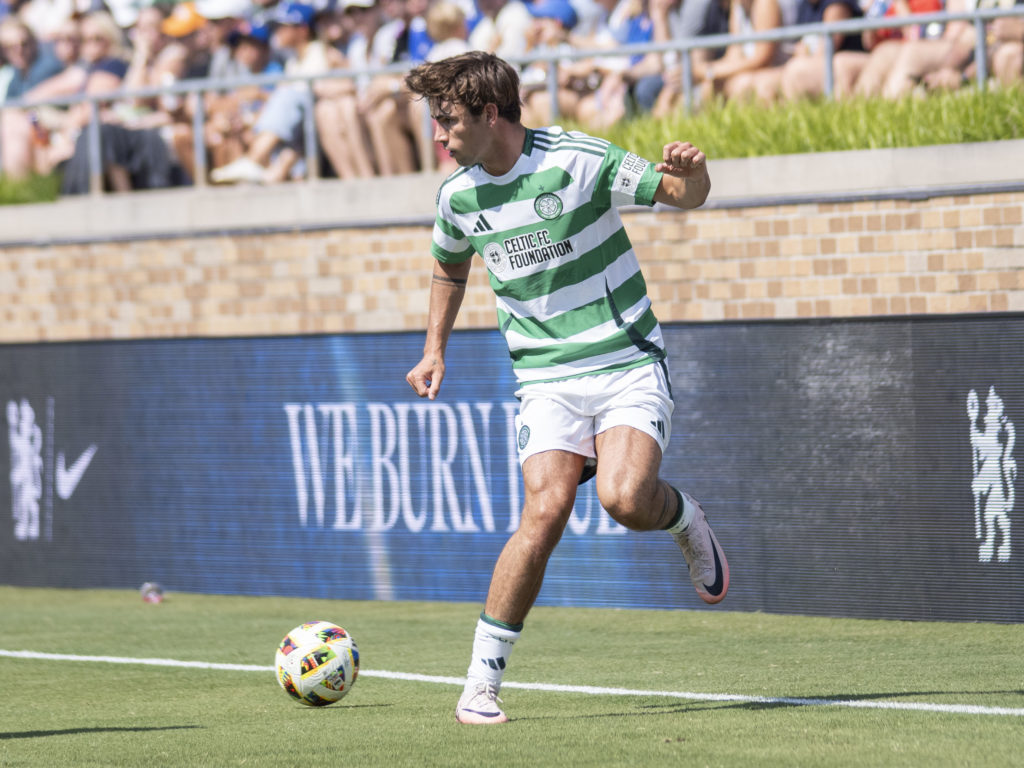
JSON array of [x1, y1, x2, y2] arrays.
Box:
[[655, 141, 706, 178], [406, 355, 445, 400]]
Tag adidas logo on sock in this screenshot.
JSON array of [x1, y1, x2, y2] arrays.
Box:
[[480, 656, 506, 670]]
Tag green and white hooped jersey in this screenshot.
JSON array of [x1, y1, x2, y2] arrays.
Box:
[[431, 126, 667, 386]]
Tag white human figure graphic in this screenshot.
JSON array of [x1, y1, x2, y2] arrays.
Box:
[[7, 399, 43, 541], [967, 387, 1016, 563]]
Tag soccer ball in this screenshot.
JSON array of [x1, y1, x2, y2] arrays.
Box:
[[274, 621, 359, 706]]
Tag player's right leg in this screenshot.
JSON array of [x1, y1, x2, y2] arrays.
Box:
[[456, 449, 583, 725]]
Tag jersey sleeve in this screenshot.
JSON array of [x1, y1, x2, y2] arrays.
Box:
[[597, 143, 663, 210], [430, 188, 475, 264]]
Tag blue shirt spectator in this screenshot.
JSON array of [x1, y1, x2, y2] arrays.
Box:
[[0, 18, 65, 102], [795, 0, 865, 52]]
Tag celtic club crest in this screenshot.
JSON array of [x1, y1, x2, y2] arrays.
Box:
[[534, 193, 563, 220]]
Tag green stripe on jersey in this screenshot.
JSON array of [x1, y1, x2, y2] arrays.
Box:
[[531, 128, 609, 157], [450, 167, 573, 214], [510, 308, 661, 368], [500, 269, 649, 341], [435, 215, 464, 240]]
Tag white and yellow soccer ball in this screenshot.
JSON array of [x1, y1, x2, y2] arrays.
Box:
[[274, 621, 359, 706]]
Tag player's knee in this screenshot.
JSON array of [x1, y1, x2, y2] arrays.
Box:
[[597, 481, 655, 531], [517, 507, 571, 553]]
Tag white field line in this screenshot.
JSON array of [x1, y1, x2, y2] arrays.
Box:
[[2, 648, 1023, 718]]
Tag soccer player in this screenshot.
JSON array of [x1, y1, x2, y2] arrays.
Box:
[[403, 51, 728, 725]]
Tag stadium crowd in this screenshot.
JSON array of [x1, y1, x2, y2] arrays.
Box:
[[0, 0, 1021, 192]]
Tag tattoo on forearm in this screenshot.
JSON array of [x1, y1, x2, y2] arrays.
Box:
[[433, 274, 467, 286]]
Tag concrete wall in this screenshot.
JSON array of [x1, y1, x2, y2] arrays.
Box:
[[2, 140, 1022, 343]]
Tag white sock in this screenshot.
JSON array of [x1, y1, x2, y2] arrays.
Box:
[[464, 615, 521, 692], [665, 487, 696, 535]]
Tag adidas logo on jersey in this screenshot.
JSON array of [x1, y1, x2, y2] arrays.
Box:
[[473, 214, 493, 233]]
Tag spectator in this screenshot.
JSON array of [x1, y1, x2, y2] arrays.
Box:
[[426, 0, 471, 60], [0, 16, 66, 177], [708, 0, 802, 104], [777, 0, 867, 100], [17, 9, 125, 104], [0, 17, 65, 101], [518, 0, 583, 126], [313, 0, 376, 179], [16, 0, 78, 42], [196, 0, 256, 80], [850, 0, 944, 97], [146, 2, 229, 181], [571, 0, 663, 129], [986, 4, 1024, 86], [204, 21, 283, 170], [360, 0, 432, 176], [211, 2, 344, 184], [48, 15, 80, 69], [636, 0, 730, 117], [414, 0, 473, 171], [41, 5, 197, 194], [47, 10, 187, 194], [7, 10, 128, 181], [921, 0, 1024, 91], [855, 0, 973, 98], [117, 5, 182, 124], [468, 0, 533, 59]]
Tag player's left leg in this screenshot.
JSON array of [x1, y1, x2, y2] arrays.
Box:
[[592, 364, 729, 604], [595, 425, 729, 604]]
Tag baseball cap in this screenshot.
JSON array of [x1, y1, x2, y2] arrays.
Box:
[[271, 2, 316, 26], [161, 2, 208, 37], [526, 0, 578, 29], [228, 20, 272, 45]]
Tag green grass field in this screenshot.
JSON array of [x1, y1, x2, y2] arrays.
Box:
[[1, 586, 1022, 767]]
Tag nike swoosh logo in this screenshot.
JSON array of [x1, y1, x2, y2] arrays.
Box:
[[703, 540, 725, 596], [56, 444, 98, 500]]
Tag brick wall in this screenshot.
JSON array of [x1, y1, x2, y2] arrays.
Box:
[[2, 190, 1023, 343]]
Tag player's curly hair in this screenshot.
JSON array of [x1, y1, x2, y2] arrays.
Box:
[[404, 51, 522, 123]]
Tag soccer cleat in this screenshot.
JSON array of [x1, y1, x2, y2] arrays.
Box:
[[455, 680, 509, 725], [672, 492, 729, 604]]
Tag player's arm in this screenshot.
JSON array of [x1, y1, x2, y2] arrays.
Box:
[[653, 141, 711, 210], [406, 258, 473, 400]]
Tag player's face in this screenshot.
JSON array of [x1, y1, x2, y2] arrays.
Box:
[[432, 101, 489, 168]]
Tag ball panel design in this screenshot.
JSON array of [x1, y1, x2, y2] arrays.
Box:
[[274, 621, 358, 707]]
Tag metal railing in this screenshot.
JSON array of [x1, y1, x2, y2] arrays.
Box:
[[1, 6, 1021, 196]]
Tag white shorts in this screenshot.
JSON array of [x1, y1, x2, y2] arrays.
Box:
[[514, 362, 674, 465]]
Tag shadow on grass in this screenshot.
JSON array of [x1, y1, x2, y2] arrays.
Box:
[[513, 690, 1024, 721], [0, 725, 202, 740], [729, 692, 1024, 716], [639, 690, 1024, 713], [513, 701, 725, 721]]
